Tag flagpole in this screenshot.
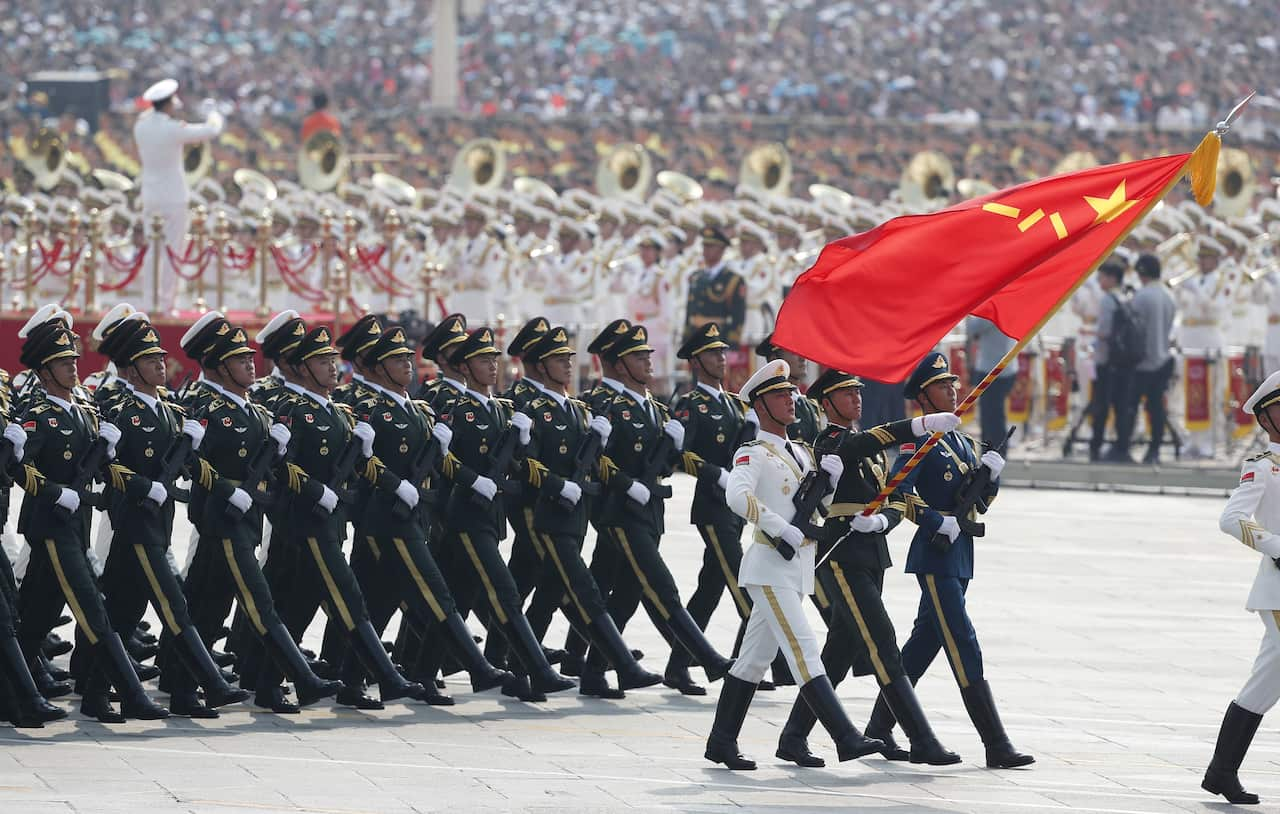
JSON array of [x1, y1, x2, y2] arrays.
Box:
[[815, 129, 1224, 567]]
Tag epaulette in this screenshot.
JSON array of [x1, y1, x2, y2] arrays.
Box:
[[529, 396, 549, 409], [411, 399, 435, 415], [207, 395, 229, 411], [334, 402, 354, 416], [493, 397, 514, 407], [30, 402, 51, 415], [157, 385, 170, 398], [739, 439, 762, 447], [569, 397, 588, 409]]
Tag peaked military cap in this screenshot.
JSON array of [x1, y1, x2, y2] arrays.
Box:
[[677, 322, 730, 360], [448, 327, 501, 364], [179, 311, 232, 365], [20, 322, 80, 368], [287, 326, 339, 365], [587, 318, 632, 356], [204, 325, 255, 366], [507, 316, 550, 357], [526, 325, 573, 362], [421, 312, 468, 359], [742, 359, 795, 403], [362, 324, 415, 365], [904, 351, 959, 399], [754, 332, 779, 358], [336, 313, 383, 362], [808, 369, 863, 403], [256, 309, 306, 361], [1245, 370, 1280, 415], [604, 324, 654, 361], [103, 318, 166, 366], [700, 224, 731, 247]]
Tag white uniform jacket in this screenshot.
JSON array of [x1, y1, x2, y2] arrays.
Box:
[[1220, 444, 1280, 611], [133, 110, 223, 207], [726, 430, 829, 596]]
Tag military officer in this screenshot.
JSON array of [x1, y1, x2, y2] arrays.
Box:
[[421, 327, 575, 701], [775, 369, 960, 768], [94, 316, 251, 718], [331, 313, 383, 407], [415, 312, 469, 413], [684, 226, 746, 345], [755, 334, 821, 444], [179, 323, 343, 713], [176, 310, 236, 417], [249, 309, 307, 413], [11, 320, 170, 723], [590, 324, 731, 690], [516, 327, 662, 698], [1202, 371, 1280, 804], [706, 359, 882, 770], [876, 352, 1034, 769], [666, 323, 750, 695]]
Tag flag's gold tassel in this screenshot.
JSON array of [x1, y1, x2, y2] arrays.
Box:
[[1187, 131, 1221, 206]]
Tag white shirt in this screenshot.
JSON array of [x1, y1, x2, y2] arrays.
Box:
[[1220, 442, 1280, 610], [133, 109, 224, 206], [600, 376, 625, 393]]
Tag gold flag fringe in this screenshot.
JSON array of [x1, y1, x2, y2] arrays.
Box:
[[1187, 131, 1221, 206]]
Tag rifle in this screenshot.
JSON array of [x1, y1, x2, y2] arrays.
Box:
[[931, 425, 1016, 550], [59, 435, 110, 516], [764, 466, 832, 561], [138, 431, 193, 516], [555, 429, 603, 511], [390, 433, 443, 520], [312, 425, 367, 518], [624, 430, 676, 518], [464, 421, 522, 509], [0, 436, 15, 476], [225, 435, 282, 518]]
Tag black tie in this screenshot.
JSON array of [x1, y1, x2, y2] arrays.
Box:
[[784, 441, 804, 469]]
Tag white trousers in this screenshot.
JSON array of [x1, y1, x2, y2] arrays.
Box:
[[729, 584, 825, 685], [142, 200, 189, 313], [1237, 610, 1280, 715]]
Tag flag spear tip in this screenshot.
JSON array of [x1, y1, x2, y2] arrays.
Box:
[[1215, 91, 1256, 136]]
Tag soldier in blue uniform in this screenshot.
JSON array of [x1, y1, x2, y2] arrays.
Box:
[[875, 352, 1034, 769]]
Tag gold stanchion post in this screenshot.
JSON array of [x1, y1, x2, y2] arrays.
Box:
[[213, 211, 229, 312], [83, 208, 101, 316], [63, 209, 81, 307], [149, 214, 165, 313], [190, 205, 208, 313], [21, 208, 35, 310], [255, 211, 273, 318], [382, 208, 401, 314]]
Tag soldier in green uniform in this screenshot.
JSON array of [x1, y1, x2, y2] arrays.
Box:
[[665, 323, 750, 696], [176, 311, 238, 417], [775, 369, 960, 767], [517, 326, 661, 699], [414, 313, 468, 411], [591, 324, 732, 688], [95, 316, 251, 718], [424, 327, 575, 701], [344, 325, 517, 705], [178, 323, 344, 713], [331, 313, 383, 408], [684, 227, 746, 345], [249, 309, 307, 414], [12, 320, 170, 723], [87, 303, 141, 414]]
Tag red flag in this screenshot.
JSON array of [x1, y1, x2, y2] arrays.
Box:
[[773, 152, 1195, 382]]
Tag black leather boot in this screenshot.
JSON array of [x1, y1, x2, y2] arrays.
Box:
[[704, 675, 758, 770], [98, 632, 169, 720], [0, 636, 66, 727], [776, 695, 824, 767], [28, 653, 72, 699], [173, 628, 250, 709], [440, 613, 513, 693], [666, 608, 731, 683], [260, 623, 342, 707], [798, 675, 882, 761], [1202, 702, 1262, 804], [586, 615, 661, 691], [500, 615, 574, 695], [347, 621, 425, 703], [960, 679, 1035, 768], [879, 675, 961, 765], [864, 689, 909, 760]]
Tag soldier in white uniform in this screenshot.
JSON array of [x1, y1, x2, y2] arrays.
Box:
[[449, 202, 504, 321], [132, 78, 224, 314], [1204, 370, 1280, 805], [1176, 238, 1229, 458], [704, 359, 884, 770]]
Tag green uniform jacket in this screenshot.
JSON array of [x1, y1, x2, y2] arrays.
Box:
[[103, 392, 185, 545], [440, 391, 521, 538], [354, 389, 440, 540], [673, 385, 747, 527], [278, 393, 362, 540], [192, 395, 275, 543], [597, 389, 678, 535], [15, 395, 104, 542], [522, 392, 595, 538]]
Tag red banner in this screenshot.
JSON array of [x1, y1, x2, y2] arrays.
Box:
[[1007, 351, 1034, 424], [1226, 350, 1254, 439], [1044, 344, 1070, 431], [1184, 355, 1212, 432]]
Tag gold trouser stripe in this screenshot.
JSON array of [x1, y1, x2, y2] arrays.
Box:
[[393, 537, 447, 622], [134, 544, 181, 635], [762, 586, 811, 684], [827, 502, 869, 518], [612, 527, 669, 620], [829, 562, 889, 685], [45, 540, 98, 645], [1272, 611, 1280, 632], [704, 525, 750, 619], [459, 532, 508, 625], [814, 579, 831, 609], [307, 537, 355, 631], [541, 533, 589, 623], [524, 508, 545, 559], [925, 574, 969, 689], [223, 538, 267, 635], [367, 536, 382, 560]]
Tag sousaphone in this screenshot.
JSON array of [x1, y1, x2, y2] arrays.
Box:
[[1214, 148, 1255, 220], [899, 151, 954, 211], [298, 130, 348, 192], [596, 143, 651, 200], [739, 142, 791, 197], [447, 138, 506, 192], [24, 128, 66, 191], [655, 170, 703, 203]]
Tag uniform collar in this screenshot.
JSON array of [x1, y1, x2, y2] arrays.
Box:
[[220, 389, 249, 409], [45, 393, 76, 414], [695, 381, 725, 399], [1270, 441, 1280, 455], [270, 368, 286, 383], [368, 379, 408, 410], [757, 429, 789, 447], [126, 383, 161, 413], [442, 376, 466, 393], [621, 386, 650, 408], [466, 387, 492, 406], [599, 376, 624, 393]]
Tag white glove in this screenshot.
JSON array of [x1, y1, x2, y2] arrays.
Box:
[[913, 412, 962, 436], [744, 409, 760, 428], [819, 453, 844, 484], [55, 487, 81, 513], [779, 524, 805, 549], [394, 479, 420, 508], [182, 418, 205, 450], [559, 480, 582, 506], [228, 488, 253, 513], [269, 422, 291, 456], [626, 481, 651, 506], [716, 469, 729, 491], [317, 485, 339, 513], [99, 421, 121, 458], [980, 450, 1006, 479], [851, 512, 889, 534], [206, 110, 225, 130], [589, 415, 612, 443], [663, 419, 685, 450], [431, 421, 453, 454], [145, 481, 168, 505], [471, 475, 498, 500], [3, 423, 26, 462], [938, 515, 961, 542], [510, 412, 533, 445], [352, 421, 375, 457]]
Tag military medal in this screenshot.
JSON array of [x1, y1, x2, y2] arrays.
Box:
[[320, 446, 329, 456], [559, 444, 568, 455], [238, 448, 248, 458], [144, 447, 154, 458], [716, 433, 725, 443]]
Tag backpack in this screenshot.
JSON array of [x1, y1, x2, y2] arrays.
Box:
[[1107, 291, 1145, 369]]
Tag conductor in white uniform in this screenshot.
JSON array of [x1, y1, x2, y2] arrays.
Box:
[[1204, 369, 1280, 805], [704, 358, 884, 770], [133, 78, 223, 314]]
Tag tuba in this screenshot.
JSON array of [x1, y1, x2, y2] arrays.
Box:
[[899, 151, 954, 211], [513, 176, 558, 203], [89, 168, 135, 193], [24, 128, 66, 191], [956, 178, 996, 199], [298, 130, 348, 192], [655, 170, 703, 203], [739, 142, 791, 197], [183, 142, 213, 188], [1214, 148, 1255, 220], [447, 138, 506, 192], [596, 143, 652, 200], [371, 171, 417, 207], [232, 168, 278, 202], [808, 183, 855, 210]]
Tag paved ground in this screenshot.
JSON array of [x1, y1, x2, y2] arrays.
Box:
[[1, 478, 1275, 813]]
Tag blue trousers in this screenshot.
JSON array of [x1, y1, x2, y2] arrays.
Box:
[[899, 574, 984, 689]]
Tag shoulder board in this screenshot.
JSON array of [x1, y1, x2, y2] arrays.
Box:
[[333, 402, 354, 416], [207, 396, 229, 411], [529, 396, 549, 408], [30, 403, 51, 414], [1246, 452, 1266, 462], [569, 397, 587, 409], [740, 439, 762, 447], [493, 397, 513, 406]]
